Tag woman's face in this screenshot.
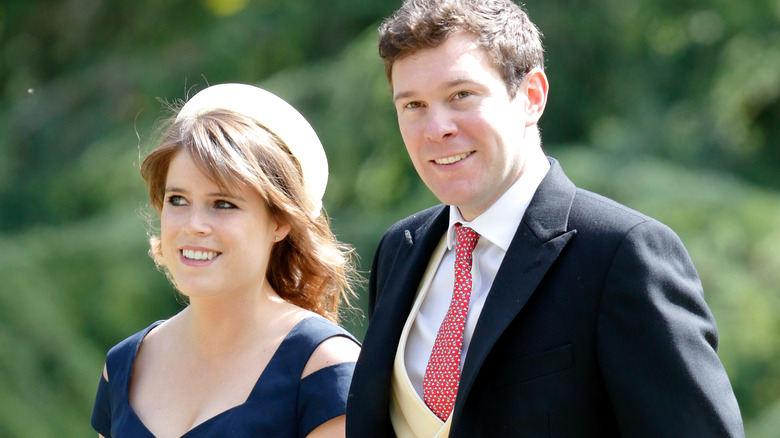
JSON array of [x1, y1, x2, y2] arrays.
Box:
[[159, 151, 289, 300]]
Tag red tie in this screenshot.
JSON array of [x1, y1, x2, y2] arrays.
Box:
[[423, 224, 480, 421]]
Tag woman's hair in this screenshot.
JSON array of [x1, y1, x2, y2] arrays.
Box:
[[378, 0, 545, 97], [141, 108, 357, 322]]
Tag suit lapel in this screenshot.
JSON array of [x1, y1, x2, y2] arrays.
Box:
[[453, 159, 578, 422], [355, 206, 449, 427], [370, 207, 449, 340]]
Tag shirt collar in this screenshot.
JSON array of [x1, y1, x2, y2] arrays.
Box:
[[447, 155, 550, 251]]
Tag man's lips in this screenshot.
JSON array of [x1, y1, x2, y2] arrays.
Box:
[[434, 151, 473, 165]]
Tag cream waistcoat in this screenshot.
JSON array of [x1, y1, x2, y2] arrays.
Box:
[[389, 237, 453, 438]]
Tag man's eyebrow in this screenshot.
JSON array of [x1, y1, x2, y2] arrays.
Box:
[[393, 90, 415, 103], [392, 78, 477, 103]]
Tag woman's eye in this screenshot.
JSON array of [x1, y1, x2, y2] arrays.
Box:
[[454, 91, 471, 100], [404, 101, 422, 109], [167, 195, 187, 206], [214, 200, 237, 209]]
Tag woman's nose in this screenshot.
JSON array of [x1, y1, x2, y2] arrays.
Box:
[[183, 207, 212, 235]]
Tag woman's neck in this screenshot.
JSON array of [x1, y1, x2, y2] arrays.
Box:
[[175, 286, 305, 358]]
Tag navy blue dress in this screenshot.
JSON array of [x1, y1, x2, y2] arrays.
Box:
[[91, 317, 358, 437]]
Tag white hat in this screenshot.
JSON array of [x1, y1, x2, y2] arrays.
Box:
[[176, 83, 327, 217]]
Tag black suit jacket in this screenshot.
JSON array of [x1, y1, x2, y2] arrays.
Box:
[[347, 159, 744, 437]]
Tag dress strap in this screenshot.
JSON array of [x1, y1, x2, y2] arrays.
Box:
[[104, 321, 164, 399], [247, 317, 358, 400]]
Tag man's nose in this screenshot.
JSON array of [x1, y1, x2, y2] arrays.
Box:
[[424, 107, 457, 141]]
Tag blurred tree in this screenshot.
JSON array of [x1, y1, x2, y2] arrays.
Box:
[[528, 0, 780, 188], [0, 0, 398, 231]]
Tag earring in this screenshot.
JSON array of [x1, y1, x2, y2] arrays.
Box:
[[274, 236, 280, 242]]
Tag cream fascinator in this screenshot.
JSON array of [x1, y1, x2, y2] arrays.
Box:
[[176, 83, 328, 218]]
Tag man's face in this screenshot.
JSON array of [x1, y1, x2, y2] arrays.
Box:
[[391, 33, 534, 220]]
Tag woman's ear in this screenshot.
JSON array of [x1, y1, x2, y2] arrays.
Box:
[[520, 68, 549, 126], [273, 220, 292, 242]]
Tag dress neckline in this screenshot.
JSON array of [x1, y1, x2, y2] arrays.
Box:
[[123, 316, 320, 437]]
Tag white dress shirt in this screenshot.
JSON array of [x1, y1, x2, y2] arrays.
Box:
[[404, 158, 550, 398]]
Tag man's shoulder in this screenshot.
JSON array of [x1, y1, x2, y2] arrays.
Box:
[[568, 187, 679, 239], [572, 188, 649, 220]]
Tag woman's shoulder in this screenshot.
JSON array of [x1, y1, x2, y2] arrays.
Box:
[[285, 315, 360, 378], [302, 332, 360, 379], [105, 321, 165, 368], [101, 320, 165, 387]]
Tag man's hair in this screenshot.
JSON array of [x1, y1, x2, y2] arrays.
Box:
[[378, 0, 545, 96]]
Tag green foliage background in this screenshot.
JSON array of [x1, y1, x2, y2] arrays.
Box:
[[1, 0, 779, 435]]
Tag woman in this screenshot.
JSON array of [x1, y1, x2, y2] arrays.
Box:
[[90, 83, 361, 437]]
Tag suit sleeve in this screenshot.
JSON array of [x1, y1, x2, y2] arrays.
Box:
[[596, 220, 744, 437]]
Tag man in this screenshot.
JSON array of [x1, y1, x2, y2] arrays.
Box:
[[346, 0, 744, 437]]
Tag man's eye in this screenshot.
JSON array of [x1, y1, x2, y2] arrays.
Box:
[[454, 91, 471, 100], [405, 101, 422, 109], [167, 195, 187, 206], [214, 200, 237, 209]]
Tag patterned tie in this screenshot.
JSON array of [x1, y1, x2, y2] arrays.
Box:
[[423, 223, 480, 421]]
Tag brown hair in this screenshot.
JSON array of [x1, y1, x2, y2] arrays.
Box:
[[378, 0, 545, 97], [141, 109, 357, 322]]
